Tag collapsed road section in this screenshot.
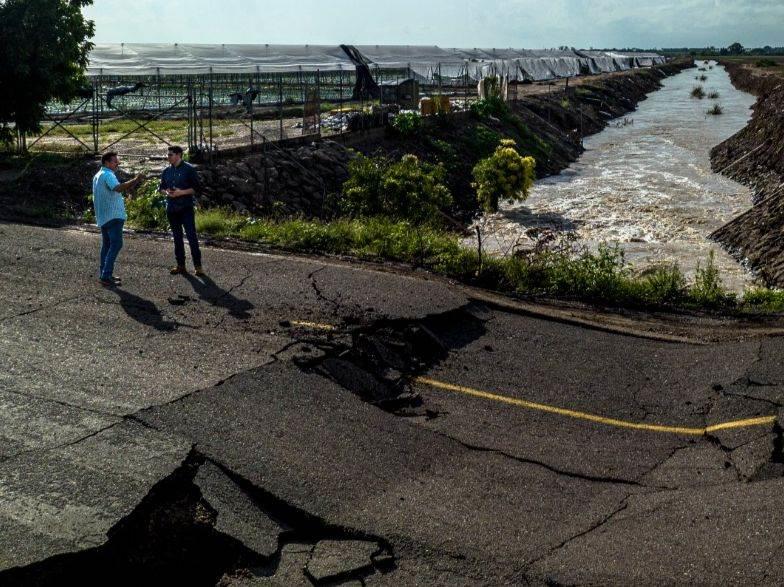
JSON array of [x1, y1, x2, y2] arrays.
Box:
[[4, 223, 784, 584], [5, 298, 784, 585]]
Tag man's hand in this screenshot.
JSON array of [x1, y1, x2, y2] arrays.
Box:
[[167, 188, 194, 198], [116, 174, 145, 195], [127, 174, 144, 194]]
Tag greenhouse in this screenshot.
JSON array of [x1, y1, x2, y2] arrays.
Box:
[[28, 44, 665, 158]]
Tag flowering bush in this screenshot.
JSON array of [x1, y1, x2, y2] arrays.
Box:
[[472, 139, 536, 213]]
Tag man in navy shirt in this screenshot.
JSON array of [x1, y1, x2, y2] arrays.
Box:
[[159, 145, 204, 276]]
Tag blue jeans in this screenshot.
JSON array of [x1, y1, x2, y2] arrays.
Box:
[[167, 205, 202, 267], [100, 218, 124, 280]]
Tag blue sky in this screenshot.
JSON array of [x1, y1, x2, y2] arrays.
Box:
[[85, 0, 784, 49]]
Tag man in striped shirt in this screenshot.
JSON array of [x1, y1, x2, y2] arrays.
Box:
[[92, 152, 143, 286]]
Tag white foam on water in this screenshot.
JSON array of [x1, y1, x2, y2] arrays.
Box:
[[472, 62, 757, 292]]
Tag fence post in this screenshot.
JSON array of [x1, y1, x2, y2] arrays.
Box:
[[316, 69, 321, 137], [250, 75, 254, 150], [92, 81, 99, 155], [208, 68, 214, 164], [476, 225, 483, 277]]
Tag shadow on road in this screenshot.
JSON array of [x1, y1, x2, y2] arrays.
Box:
[[112, 288, 178, 332], [184, 273, 254, 320]]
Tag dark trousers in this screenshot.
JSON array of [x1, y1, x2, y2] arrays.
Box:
[[167, 206, 202, 267]]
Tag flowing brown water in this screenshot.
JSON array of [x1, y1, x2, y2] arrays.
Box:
[[470, 62, 757, 292]]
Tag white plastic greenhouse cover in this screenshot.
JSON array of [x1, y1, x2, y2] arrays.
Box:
[[87, 44, 357, 75], [86, 43, 666, 80]]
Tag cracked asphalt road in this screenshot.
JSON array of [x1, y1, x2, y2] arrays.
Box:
[[3, 221, 784, 585]]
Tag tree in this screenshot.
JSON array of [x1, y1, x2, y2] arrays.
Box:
[[726, 42, 745, 55], [0, 0, 94, 146], [472, 139, 536, 213]]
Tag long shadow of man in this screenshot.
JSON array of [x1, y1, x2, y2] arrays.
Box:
[[184, 273, 254, 320], [112, 288, 178, 332]]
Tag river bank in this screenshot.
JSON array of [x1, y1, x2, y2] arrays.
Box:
[[468, 60, 758, 292], [710, 58, 784, 286]]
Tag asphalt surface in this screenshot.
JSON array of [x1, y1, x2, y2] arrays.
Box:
[[2, 221, 784, 585]]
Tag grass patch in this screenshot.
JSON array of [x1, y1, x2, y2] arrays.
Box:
[[134, 206, 784, 315], [707, 104, 724, 115], [707, 90, 720, 99], [691, 86, 706, 99], [742, 288, 784, 313]]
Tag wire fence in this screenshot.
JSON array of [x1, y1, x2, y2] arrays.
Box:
[[8, 65, 486, 161], [5, 57, 652, 161]]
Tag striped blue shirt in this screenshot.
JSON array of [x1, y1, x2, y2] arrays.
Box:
[[92, 167, 127, 227]]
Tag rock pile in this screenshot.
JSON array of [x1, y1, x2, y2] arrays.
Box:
[[197, 140, 354, 217]]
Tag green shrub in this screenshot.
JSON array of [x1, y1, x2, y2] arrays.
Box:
[[470, 78, 507, 118], [472, 139, 536, 213], [470, 96, 508, 118], [467, 125, 503, 158], [707, 90, 720, 99], [390, 111, 422, 137], [756, 58, 778, 68], [707, 103, 723, 115], [742, 288, 784, 313], [82, 193, 95, 223], [341, 153, 452, 224], [428, 138, 460, 173], [687, 251, 735, 308], [691, 86, 706, 99], [126, 179, 168, 230], [632, 264, 687, 305]]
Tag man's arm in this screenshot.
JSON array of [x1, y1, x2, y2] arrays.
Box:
[[112, 174, 143, 193]]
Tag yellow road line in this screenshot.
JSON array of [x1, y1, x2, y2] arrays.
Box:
[[413, 377, 777, 436], [291, 320, 336, 331]]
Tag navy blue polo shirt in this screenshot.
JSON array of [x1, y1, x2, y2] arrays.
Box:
[[160, 161, 200, 211]]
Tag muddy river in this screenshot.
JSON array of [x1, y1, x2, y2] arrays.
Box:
[[471, 61, 757, 292]]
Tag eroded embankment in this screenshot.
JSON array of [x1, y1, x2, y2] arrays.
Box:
[[710, 62, 784, 285], [332, 59, 693, 220], [0, 61, 692, 226]]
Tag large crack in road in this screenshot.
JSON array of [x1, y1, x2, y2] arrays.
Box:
[[6, 222, 784, 583], [6, 301, 782, 584]]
